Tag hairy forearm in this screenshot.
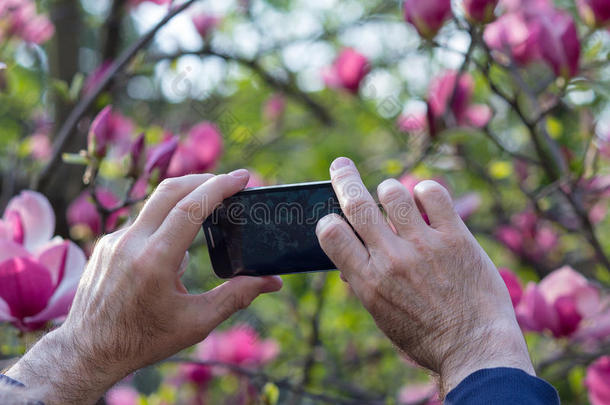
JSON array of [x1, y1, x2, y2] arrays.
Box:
[[5, 328, 119, 405]]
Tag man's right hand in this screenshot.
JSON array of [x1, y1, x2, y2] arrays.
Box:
[[316, 157, 534, 396]]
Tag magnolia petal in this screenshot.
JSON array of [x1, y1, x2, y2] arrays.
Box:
[[36, 239, 69, 288], [0, 256, 55, 319], [0, 297, 15, 322], [4, 191, 55, 251], [26, 239, 86, 324], [0, 239, 30, 263], [515, 282, 556, 333], [462, 104, 492, 128]]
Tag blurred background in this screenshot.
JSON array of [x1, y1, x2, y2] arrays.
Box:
[[1, 0, 610, 403]]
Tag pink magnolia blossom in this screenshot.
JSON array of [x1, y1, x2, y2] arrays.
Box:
[[536, 9, 581, 79], [398, 381, 440, 404], [427, 71, 492, 133], [128, 0, 171, 7], [463, 0, 500, 23], [67, 188, 128, 237], [192, 14, 220, 38], [27, 133, 52, 161], [397, 112, 428, 134], [515, 266, 602, 338], [88, 106, 135, 159], [166, 123, 223, 178], [146, 135, 179, 179], [577, 0, 610, 28], [500, 0, 551, 11], [0, 191, 86, 332], [585, 356, 610, 405], [499, 268, 523, 307], [322, 48, 370, 94], [263, 94, 286, 121], [83, 61, 112, 96], [484, 12, 542, 65], [403, 0, 453, 40], [128, 133, 146, 177], [105, 385, 139, 405], [495, 211, 558, 262], [178, 324, 278, 387], [0, 0, 54, 44]]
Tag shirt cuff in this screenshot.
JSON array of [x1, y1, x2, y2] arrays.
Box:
[[0, 374, 25, 387], [445, 367, 559, 405]]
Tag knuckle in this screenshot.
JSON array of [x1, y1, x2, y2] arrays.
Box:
[[318, 219, 345, 243], [344, 196, 369, 217], [378, 182, 406, 204], [156, 178, 180, 194]]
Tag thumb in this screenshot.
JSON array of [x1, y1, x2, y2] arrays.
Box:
[[188, 276, 283, 332]]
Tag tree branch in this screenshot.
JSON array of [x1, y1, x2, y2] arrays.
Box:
[[33, 0, 200, 191]]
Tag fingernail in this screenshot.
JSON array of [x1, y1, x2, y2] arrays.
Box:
[[229, 169, 249, 178], [331, 157, 352, 171], [316, 214, 335, 232]]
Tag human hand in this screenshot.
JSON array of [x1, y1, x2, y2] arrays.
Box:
[[316, 157, 533, 395], [6, 171, 282, 405]]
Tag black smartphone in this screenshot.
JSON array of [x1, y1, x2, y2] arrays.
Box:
[[202, 181, 342, 278]]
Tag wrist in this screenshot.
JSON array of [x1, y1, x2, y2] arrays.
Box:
[[6, 327, 124, 405], [438, 317, 534, 397]]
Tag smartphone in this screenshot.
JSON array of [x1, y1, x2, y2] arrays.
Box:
[[202, 181, 342, 278]]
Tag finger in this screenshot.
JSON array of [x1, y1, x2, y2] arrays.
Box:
[[133, 174, 215, 234], [377, 179, 427, 237], [316, 214, 369, 288], [185, 276, 283, 332], [329, 157, 393, 248], [151, 170, 250, 268], [412, 180, 460, 230]]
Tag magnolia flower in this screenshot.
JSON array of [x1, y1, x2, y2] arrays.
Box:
[[178, 324, 278, 386], [322, 48, 370, 94], [403, 0, 453, 40], [27, 133, 52, 161], [484, 12, 542, 65], [146, 135, 179, 179], [105, 385, 139, 405], [67, 188, 128, 238], [463, 0, 499, 23], [427, 71, 492, 134], [515, 266, 602, 338], [398, 381, 440, 404], [499, 268, 523, 307], [577, 0, 610, 28], [0, 0, 54, 44], [495, 211, 558, 262], [166, 123, 223, 178], [0, 191, 86, 331], [83, 61, 112, 96], [192, 14, 220, 38], [586, 356, 610, 405], [263, 94, 286, 121], [128, 0, 171, 7], [536, 9, 581, 79], [88, 106, 135, 159]]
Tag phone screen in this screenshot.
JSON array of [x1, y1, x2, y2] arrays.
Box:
[[203, 181, 343, 278]]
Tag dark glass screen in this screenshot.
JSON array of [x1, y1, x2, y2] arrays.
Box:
[[203, 182, 342, 277]]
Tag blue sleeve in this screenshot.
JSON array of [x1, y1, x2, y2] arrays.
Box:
[[445, 367, 559, 404], [0, 374, 45, 405], [0, 374, 25, 387]]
